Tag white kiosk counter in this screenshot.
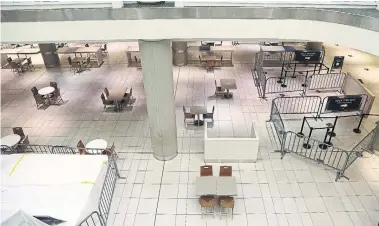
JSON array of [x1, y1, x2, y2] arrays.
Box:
[[204, 122, 259, 162]]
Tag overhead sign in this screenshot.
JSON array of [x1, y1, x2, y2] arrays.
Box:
[[294, 50, 321, 62], [332, 56, 345, 69], [325, 95, 363, 113]]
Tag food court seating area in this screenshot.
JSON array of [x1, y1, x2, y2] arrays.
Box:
[[1, 42, 378, 226]]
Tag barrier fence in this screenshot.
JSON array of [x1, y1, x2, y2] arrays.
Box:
[[281, 131, 351, 181], [309, 72, 346, 92], [268, 95, 376, 181], [0, 143, 123, 226], [270, 101, 285, 143], [254, 69, 346, 98], [272, 96, 322, 115]]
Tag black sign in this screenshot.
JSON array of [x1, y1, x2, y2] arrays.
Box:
[[332, 56, 344, 69], [294, 50, 321, 62], [325, 95, 363, 113]]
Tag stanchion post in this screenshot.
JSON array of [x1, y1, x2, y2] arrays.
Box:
[[303, 127, 313, 149], [297, 117, 306, 137], [353, 114, 365, 134], [319, 128, 330, 149], [327, 116, 338, 138]]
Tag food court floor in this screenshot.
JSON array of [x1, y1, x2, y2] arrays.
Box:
[[1, 44, 379, 226]]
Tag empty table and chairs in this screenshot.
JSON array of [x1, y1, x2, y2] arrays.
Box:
[[102, 87, 133, 111], [220, 79, 237, 98], [196, 165, 237, 219], [38, 86, 55, 105], [190, 106, 208, 126]]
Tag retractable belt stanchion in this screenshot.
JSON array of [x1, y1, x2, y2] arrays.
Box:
[[319, 128, 331, 150], [297, 117, 306, 137], [303, 127, 313, 149]]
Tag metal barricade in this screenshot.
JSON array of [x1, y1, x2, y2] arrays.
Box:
[[265, 76, 305, 96], [272, 96, 322, 115], [270, 102, 286, 143], [309, 72, 346, 92], [1, 143, 123, 226], [252, 69, 266, 98], [281, 131, 351, 181]]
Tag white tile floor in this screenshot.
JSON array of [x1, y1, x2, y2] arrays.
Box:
[[1, 43, 379, 226]]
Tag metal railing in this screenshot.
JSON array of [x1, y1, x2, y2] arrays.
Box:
[[281, 131, 352, 181], [272, 96, 322, 115], [270, 101, 285, 143], [309, 72, 346, 92], [253, 68, 346, 98], [1, 143, 123, 226]]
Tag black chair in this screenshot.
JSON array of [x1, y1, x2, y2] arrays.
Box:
[[101, 44, 108, 55], [51, 88, 64, 105], [31, 86, 39, 96], [85, 43, 89, 47], [203, 106, 215, 122], [26, 58, 35, 71], [33, 94, 45, 109], [101, 93, 114, 110], [104, 88, 110, 97], [50, 82, 58, 90], [13, 127, 25, 139]]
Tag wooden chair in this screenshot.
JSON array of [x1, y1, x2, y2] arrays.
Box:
[[183, 106, 195, 127], [77, 140, 87, 155], [219, 196, 234, 219], [219, 166, 232, 176], [102, 142, 118, 157], [104, 88, 110, 98], [12, 127, 25, 139], [199, 195, 216, 218], [200, 165, 213, 176], [203, 105, 215, 122], [33, 94, 45, 109]]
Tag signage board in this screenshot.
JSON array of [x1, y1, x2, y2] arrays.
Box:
[[325, 95, 363, 113], [294, 50, 321, 62], [332, 56, 345, 69]]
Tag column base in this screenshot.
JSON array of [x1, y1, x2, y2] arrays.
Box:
[[154, 152, 178, 161]]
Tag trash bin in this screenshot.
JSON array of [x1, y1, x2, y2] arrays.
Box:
[[172, 41, 188, 66]]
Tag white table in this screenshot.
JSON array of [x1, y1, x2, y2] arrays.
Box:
[[195, 176, 237, 196], [38, 87, 55, 96], [85, 139, 108, 151], [0, 134, 21, 147], [1, 154, 108, 226], [196, 176, 217, 196]]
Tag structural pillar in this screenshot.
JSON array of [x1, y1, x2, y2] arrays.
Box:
[[172, 41, 188, 66], [306, 42, 323, 51], [139, 39, 178, 161], [38, 43, 60, 68]]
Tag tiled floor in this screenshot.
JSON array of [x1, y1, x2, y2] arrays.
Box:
[[1, 43, 379, 226]]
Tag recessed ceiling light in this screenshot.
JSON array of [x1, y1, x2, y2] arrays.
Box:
[[335, 44, 339, 46], [364, 68, 369, 71]]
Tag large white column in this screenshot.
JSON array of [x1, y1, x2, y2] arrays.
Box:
[[139, 39, 178, 161]]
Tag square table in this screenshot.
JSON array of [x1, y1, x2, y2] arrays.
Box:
[[220, 79, 237, 98], [196, 176, 238, 196], [190, 106, 207, 126], [107, 88, 127, 111], [196, 176, 217, 196], [217, 176, 237, 196]]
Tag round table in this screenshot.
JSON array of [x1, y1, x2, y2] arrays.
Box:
[[38, 87, 55, 96], [1, 134, 21, 147], [85, 139, 108, 150]]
